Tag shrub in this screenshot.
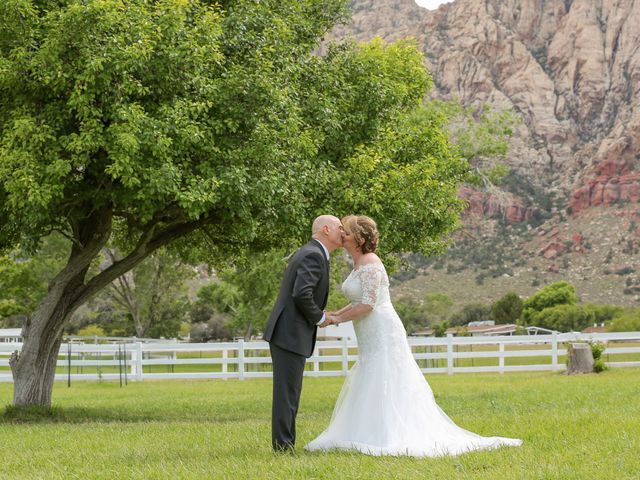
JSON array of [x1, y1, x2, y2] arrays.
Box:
[[189, 313, 233, 342], [520, 281, 578, 325], [450, 303, 493, 326], [77, 324, 107, 337], [492, 292, 523, 324], [529, 304, 594, 332], [589, 341, 606, 360], [593, 358, 607, 373], [591, 341, 609, 374], [433, 321, 449, 337], [608, 309, 640, 332]]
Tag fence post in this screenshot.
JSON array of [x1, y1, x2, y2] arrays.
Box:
[[222, 349, 228, 378], [238, 339, 245, 380], [312, 345, 319, 377], [446, 334, 454, 375], [551, 332, 559, 371], [499, 342, 505, 374], [341, 337, 349, 375], [131, 342, 143, 382]]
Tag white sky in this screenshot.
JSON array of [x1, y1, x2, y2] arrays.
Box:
[[414, 0, 454, 9]]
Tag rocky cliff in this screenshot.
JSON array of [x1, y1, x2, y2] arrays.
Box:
[[331, 0, 640, 305], [332, 0, 640, 218]]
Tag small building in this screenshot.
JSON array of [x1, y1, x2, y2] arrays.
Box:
[[0, 328, 23, 343], [581, 325, 608, 334], [412, 323, 518, 337]]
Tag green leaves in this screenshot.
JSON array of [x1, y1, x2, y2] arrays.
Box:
[[520, 281, 579, 327], [0, 234, 69, 322], [1, 0, 473, 319]]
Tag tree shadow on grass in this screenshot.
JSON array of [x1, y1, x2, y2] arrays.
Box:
[[0, 404, 259, 425]]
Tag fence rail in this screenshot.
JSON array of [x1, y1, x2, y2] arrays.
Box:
[[1, 332, 639, 383]]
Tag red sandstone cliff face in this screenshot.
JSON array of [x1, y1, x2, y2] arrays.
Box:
[[331, 0, 640, 219], [458, 186, 534, 224]]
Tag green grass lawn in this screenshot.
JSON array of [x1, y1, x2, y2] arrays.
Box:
[[0, 369, 639, 479]]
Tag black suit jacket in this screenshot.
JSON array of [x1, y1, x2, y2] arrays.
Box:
[[263, 240, 329, 358]]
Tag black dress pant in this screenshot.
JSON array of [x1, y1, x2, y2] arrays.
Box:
[[269, 342, 307, 451]]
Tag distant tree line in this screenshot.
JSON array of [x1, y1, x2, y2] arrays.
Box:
[[4, 242, 638, 341]]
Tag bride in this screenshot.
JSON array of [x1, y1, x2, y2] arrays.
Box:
[[305, 215, 522, 457]]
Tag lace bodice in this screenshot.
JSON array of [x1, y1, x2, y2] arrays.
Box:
[[342, 263, 391, 307], [341, 262, 406, 364]]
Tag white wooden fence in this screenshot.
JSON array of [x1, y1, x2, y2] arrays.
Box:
[[0, 332, 639, 383]]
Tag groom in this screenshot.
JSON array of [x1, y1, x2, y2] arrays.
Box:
[[263, 215, 344, 452]]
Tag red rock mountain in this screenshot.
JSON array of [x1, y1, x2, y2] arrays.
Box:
[[331, 0, 640, 305], [332, 0, 640, 219]]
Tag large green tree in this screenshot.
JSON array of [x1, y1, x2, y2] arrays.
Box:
[[0, 0, 467, 407]]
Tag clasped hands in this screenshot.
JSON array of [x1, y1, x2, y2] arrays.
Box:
[[319, 312, 339, 328]]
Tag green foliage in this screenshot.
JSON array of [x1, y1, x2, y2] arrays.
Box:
[[589, 341, 608, 373], [454, 325, 471, 336], [0, 0, 470, 345], [520, 281, 578, 326], [608, 309, 640, 332], [424, 292, 453, 324], [189, 313, 234, 342], [593, 358, 607, 373], [433, 321, 449, 337], [589, 341, 606, 361], [325, 255, 352, 313], [327, 52, 469, 257], [190, 250, 287, 339], [64, 248, 194, 337], [492, 292, 523, 325], [76, 324, 107, 337], [526, 304, 593, 332], [523, 303, 622, 333], [104, 248, 194, 338], [423, 101, 515, 162], [394, 296, 429, 334], [0, 234, 69, 325], [0, 1, 465, 260]]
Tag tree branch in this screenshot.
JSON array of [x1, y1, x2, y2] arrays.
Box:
[[69, 218, 204, 312]]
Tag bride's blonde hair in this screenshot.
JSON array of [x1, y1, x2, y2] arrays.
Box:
[[341, 215, 379, 254]]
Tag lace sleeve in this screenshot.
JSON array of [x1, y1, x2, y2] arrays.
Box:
[[359, 265, 384, 307]]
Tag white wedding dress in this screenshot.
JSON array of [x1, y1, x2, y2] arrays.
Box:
[[305, 262, 522, 457]]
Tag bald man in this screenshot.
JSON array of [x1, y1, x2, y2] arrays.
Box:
[[263, 215, 344, 452]]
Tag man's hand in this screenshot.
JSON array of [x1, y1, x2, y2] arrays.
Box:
[[318, 315, 335, 328]]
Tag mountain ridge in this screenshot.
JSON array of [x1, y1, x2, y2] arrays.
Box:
[[331, 0, 640, 306]]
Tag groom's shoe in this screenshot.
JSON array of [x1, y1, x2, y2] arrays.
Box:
[[273, 441, 295, 454]]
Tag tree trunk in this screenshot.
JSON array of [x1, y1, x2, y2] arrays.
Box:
[[244, 323, 253, 341], [566, 343, 594, 375], [10, 327, 64, 407], [10, 269, 87, 407], [9, 212, 202, 407], [10, 208, 113, 407]]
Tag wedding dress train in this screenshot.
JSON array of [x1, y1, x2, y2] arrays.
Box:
[[305, 263, 522, 457]]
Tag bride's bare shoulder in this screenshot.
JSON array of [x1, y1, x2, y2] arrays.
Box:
[[359, 253, 382, 266]]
